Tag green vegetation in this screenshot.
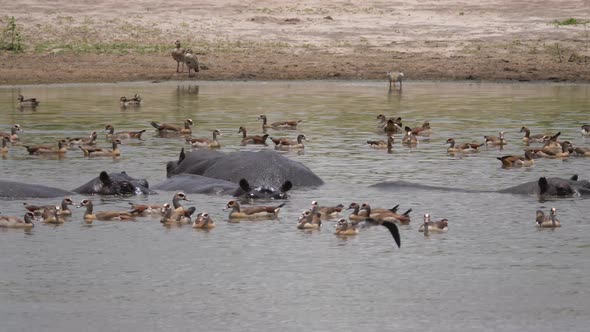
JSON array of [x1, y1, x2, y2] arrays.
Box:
[[0, 16, 24, 53], [552, 18, 588, 26]]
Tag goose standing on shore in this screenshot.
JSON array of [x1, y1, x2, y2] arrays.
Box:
[[387, 71, 404, 90], [171, 40, 186, 73]]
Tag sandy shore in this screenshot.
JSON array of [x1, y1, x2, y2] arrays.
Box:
[[1, 0, 589, 84]]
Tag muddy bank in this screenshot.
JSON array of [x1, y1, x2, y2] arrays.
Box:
[[1, 0, 589, 85]]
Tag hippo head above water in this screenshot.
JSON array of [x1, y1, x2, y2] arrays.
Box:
[[233, 178, 293, 200], [72, 171, 154, 196]]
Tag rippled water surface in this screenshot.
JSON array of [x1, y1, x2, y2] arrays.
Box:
[[1, 81, 590, 331]]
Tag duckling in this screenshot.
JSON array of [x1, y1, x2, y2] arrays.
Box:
[[402, 126, 418, 145], [67, 131, 98, 148], [171, 40, 186, 73], [367, 135, 394, 150], [105, 124, 145, 140], [192, 212, 216, 229], [274, 134, 307, 150], [484, 131, 507, 146], [387, 71, 404, 89], [42, 206, 66, 224], [120, 96, 142, 107], [348, 202, 369, 221], [573, 146, 590, 156], [0, 124, 22, 141], [17, 95, 40, 107], [24, 197, 74, 216], [151, 118, 194, 135], [184, 49, 200, 78], [1, 136, 10, 154], [258, 114, 302, 130], [446, 138, 484, 153], [186, 129, 222, 149], [0, 211, 36, 228], [497, 150, 535, 168], [520, 126, 548, 144], [24, 140, 68, 155], [225, 200, 285, 220], [536, 208, 561, 228], [238, 126, 269, 145], [297, 210, 322, 229], [334, 218, 360, 235], [79, 139, 122, 157], [411, 121, 432, 137], [418, 213, 448, 235], [78, 199, 135, 222], [581, 124, 590, 137]]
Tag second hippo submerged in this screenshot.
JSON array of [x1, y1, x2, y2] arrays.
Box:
[[370, 175, 590, 199], [156, 149, 324, 198]]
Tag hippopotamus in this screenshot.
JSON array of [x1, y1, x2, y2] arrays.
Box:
[[0, 171, 154, 199], [164, 148, 323, 192], [153, 175, 292, 199], [233, 178, 292, 199], [153, 174, 239, 195], [498, 175, 590, 197], [0, 180, 72, 199], [72, 171, 155, 195], [370, 175, 590, 198]]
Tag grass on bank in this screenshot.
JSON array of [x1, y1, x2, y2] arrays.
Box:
[[552, 18, 589, 26], [0, 16, 24, 53]]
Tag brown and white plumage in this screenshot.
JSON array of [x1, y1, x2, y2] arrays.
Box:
[[387, 71, 404, 89], [0, 124, 22, 141], [186, 129, 222, 149], [258, 114, 302, 130], [151, 119, 194, 135], [105, 124, 145, 140], [225, 200, 285, 220], [497, 150, 535, 168], [536, 208, 561, 228], [171, 40, 186, 73], [0, 212, 36, 228], [418, 213, 448, 235], [238, 126, 269, 146]]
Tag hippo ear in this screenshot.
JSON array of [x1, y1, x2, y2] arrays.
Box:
[[570, 174, 578, 181], [99, 171, 111, 185], [239, 179, 252, 192], [178, 148, 186, 164], [538, 177, 549, 195], [281, 181, 293, 192], [121, 171, 128, 175]]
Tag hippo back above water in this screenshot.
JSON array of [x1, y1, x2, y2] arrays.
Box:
[[166, 148, 324, 187]]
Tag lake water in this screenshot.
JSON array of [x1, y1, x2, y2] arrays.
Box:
[[1, 81, 589, 331]]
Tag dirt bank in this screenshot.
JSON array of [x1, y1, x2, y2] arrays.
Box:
[[1, 0, 589, 85]]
